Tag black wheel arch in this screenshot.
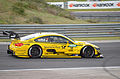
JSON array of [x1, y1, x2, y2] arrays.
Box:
[[30, 44, 42, 48], [80, 45, 95, 58], [28, 44, 43, 52], [28, 44, 43, 58]]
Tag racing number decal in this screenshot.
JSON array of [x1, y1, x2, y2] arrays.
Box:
[[62, 46, 73, 51]]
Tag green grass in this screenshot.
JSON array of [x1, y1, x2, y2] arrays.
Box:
[[46, 0, 86, 2], [0, 0, 120, 24], [0, 37, 120, 42], [45, 0, 118, 2], [0, 0, 90, 24], [99, 22, 120, 24], [25, 9, 89, 24], [0, 39, 11, 42]]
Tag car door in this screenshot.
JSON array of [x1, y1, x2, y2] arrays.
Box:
[[46, 36, 79, 54], [34, 35, 79, 55], [34, 36, 66, 55]]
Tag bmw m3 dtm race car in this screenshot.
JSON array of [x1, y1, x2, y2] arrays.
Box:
[[3, 31, 103, 58]]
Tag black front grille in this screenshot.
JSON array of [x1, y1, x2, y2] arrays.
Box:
[[8, 45, 10, 49]]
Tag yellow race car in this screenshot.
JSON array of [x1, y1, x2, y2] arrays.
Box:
[[4, 31, 103, 58]]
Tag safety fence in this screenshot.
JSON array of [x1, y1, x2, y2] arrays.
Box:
[[0, 24, 120, 39]]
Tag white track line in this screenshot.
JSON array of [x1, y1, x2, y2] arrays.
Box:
[[0, 42, 10, 45], [0, 66, 120, 72]]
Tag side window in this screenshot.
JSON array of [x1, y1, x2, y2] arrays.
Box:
[[35, 36, 73, 44], [35, 36, 50, 42], [49, 36, 73, 44]]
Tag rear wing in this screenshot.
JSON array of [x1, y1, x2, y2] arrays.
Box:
[[3, 31, 20, 39]]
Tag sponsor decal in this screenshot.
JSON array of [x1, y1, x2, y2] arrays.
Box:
[[48, 1, 120, 9], [68, 1, 120, 9], [61, 46, 66, 49], [69, 3, 90, 7], [69, 47, 73, 51], [117, 3, 120, 7], [68, 44, 77, 47], [93, 3, 97, 7], [69, 49, 73, 51], [69, 3, 73, 7], [44, 46, 60, 48], [57, 4, 63, 7], [92, 3, 114, 7], [51, 4, 63, 7], [47, 2, 64, 8]]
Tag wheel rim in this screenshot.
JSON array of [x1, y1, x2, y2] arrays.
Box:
[[29, 46, 42, 58], [82, 46, 94, 58]]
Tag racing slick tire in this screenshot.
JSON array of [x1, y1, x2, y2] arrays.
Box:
[[28, 45, 42, 58], [81, 46, 95, 58]]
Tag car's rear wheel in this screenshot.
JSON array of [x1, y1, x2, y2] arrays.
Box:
[[81, 46, 95, 58], [28, 46, 42, 58]]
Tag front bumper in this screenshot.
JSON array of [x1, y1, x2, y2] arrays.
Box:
[[99, 54, 104, 58], [7, 49, 13, 54], [95, 53, 104, 58]]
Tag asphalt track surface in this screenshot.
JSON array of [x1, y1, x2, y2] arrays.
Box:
[[71, 11, 120, 22], [71, 11, 120, 17], [0, 42, 120, 70]]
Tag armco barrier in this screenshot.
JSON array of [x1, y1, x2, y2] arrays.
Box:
[[0, 24, 120, 39]]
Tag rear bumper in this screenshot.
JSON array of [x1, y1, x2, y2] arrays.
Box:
[[7, 49, 13, 54]]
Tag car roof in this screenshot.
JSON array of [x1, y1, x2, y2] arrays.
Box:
[[20, 32, 65, 41], [40, 32, 64, 36]]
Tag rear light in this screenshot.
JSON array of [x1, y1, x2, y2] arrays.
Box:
[[15, 43, 24, 47]]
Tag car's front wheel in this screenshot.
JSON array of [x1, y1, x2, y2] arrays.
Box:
[[28, 46, 42, 58], [81, 46, 95, 58]]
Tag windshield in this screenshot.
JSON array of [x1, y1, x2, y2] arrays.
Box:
[[64, 35, 75, 42]]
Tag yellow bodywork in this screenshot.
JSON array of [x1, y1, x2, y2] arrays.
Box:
[[8, 33, 102, 58]]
